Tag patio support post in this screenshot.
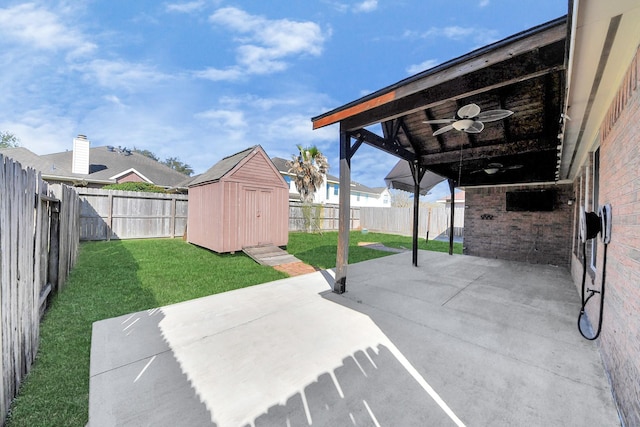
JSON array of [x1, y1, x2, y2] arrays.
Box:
[[335, 129, 352, 293], [413, 168, 420, 266], [448, 178, 455, 255], [409, 160, 425, 266]]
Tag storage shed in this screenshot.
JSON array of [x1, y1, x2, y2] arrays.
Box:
[[187, 146, 289, 253]]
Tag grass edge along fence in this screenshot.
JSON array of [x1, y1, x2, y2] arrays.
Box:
[[0, 154, 80, 425]]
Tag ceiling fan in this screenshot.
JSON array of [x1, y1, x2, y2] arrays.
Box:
[[471, 162, 523, 175], [424, 103, 513, 136]]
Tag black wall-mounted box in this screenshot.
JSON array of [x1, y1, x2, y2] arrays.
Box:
[[506, 189, 555, 212]]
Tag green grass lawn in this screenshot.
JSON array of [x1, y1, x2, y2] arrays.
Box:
[[5, 232, 461, 427]]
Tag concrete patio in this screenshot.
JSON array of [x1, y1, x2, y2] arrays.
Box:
[[88, 250, 619, 426]]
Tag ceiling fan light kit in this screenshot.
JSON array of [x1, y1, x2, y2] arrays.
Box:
[[484, 167, 500, 175], [452, 119, 475, 131], [424, 103, 513, 136]]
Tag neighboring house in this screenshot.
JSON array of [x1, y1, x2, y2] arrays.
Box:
[[271, 157, 391, 207], [436, 190, 465, 206], [0, 135, 190, 191]]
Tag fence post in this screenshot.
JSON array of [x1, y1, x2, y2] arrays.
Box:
[[170, 197, 177, 238], [47, 201, 60, 294], [107, 193, 113, 241]]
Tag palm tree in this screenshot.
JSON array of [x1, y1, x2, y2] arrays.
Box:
[[287, 144, 329, 203]]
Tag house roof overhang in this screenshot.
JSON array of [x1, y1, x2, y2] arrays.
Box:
[[560, 0, 640, 180], [312, 17, 569, 188]]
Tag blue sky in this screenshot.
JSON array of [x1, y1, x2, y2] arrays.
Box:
[[0, 0, 567, 198]]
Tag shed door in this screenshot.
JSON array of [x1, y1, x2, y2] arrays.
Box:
[[243, 188, 272, 247]]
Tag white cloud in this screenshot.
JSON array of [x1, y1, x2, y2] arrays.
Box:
[[74, 59, 171, 91], [218, 94, 303, 111], [195, 109, 247, 129], [198, 7, 327, 81], [353, 0, 378, 13], [104, 95, 125, 106], [327, 0, 378, 14], [404, 26, 499, 45], [478, 0, 490, 7], [406, 59, 440, 75], [0, 111, 79, 155], [0, 3, 95, 57], [194, 67, 244, 82], [165, 1, 206, 13]]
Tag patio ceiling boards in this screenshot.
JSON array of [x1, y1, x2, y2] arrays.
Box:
[[312, 16, 568, 188]]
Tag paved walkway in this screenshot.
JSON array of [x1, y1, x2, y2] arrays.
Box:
[[273, 260, 317, 276], [88, 251, 620, 426]]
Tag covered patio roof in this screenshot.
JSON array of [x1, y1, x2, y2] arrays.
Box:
[[311, 17, 569, 292], [312, 17, 568, 188]]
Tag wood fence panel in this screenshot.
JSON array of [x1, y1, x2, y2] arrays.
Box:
[[0, 156, 80, 424], [76, 189, 188, 241], [51, 185, 80, 289], [361, 205, 464, 239], [288, 203, 360, 232]]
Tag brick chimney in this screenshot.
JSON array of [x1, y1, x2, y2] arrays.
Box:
[[72, 134, 90, 174]]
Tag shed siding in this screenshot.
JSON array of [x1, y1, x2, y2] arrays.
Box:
[[188, 183, 224, 252], [230, 151, 285, 187]]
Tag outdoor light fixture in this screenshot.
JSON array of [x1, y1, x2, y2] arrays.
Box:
[[452, 119, 475, 131], [484, 167, 500, 175]]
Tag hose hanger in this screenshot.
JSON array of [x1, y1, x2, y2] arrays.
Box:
[[577, 204, 612, 340]]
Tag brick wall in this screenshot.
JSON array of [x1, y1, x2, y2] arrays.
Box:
[[572, 50, 640, 427], [464, 184, 573, 266]]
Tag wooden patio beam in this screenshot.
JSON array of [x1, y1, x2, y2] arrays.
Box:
[[353, 128, 416, 162], [340, 42, 566, 131], [418, 139, 557, 165]]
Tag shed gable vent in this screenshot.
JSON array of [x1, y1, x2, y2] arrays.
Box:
[[72, 134, 90, 174]]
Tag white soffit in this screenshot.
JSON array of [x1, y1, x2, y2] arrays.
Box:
[[562, 0, 640, 180]]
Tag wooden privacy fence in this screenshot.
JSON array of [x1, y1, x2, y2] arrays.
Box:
[[360, 205, 465, 239], [289, 203, 360, 232], [77, 188, 188, 241], [76, 194, 461, 240], [0, 155, 80, 425]]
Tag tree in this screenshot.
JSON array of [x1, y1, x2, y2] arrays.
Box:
[[390, 189, 412, 207], [287, 145, 329, 203], [0, 131, 20, 148], [102, 182, 166, 193], [132, 148, 193, 176], [133, 147, 159, 161], [163, 156, 194, 176]]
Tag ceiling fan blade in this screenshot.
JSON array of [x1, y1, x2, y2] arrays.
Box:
[[504, 164, 524, 170], [457, 103, 481, 119], [432, 124, 454, 136], [423, 119, 455, 124], [464, 121, 484, 133], [477, 109, 514, 122]]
